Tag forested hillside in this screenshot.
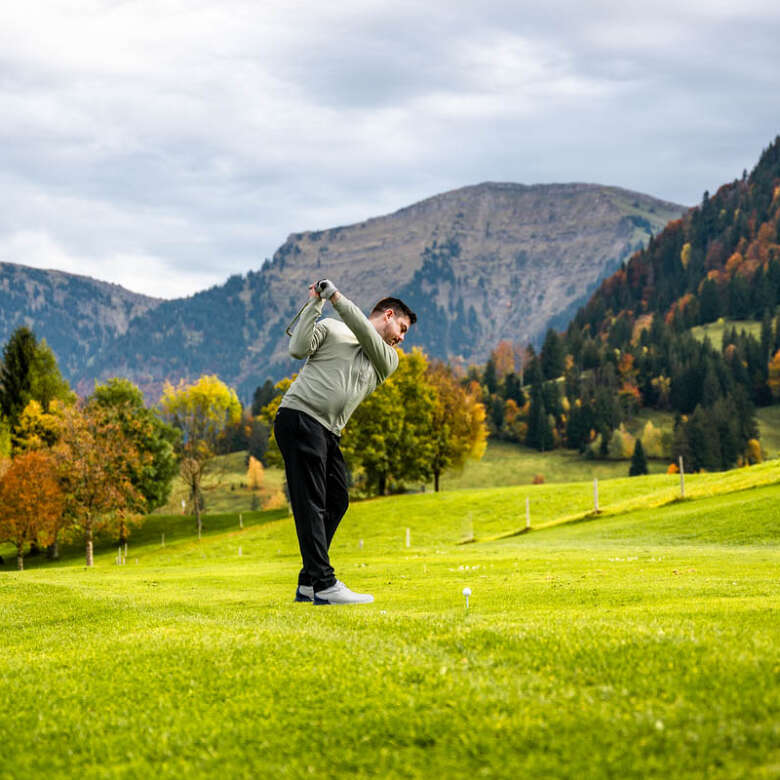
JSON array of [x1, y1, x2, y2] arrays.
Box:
[[576, 136, 780, 331], [471, 136, 780, 473]]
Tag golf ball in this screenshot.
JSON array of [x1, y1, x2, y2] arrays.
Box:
[[462, 587, 472, 596]]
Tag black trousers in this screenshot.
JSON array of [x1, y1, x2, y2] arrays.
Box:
[[274, 408, 349, 592]]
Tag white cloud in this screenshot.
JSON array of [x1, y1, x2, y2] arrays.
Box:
[[0, 1, 778, 298]]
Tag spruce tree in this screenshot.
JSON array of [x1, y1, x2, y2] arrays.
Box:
[[525, 362, 553, 452], [541, 328, 565, 380], [483, 357, 498, 394], [629, 439, 648, 476], [251, 379, 276, 416], [0, 327, 37, 429]]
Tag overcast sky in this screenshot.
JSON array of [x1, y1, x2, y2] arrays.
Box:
[[1, 1, 779, 299]]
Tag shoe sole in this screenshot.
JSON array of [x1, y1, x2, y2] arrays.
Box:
[[314, 596, 374, 605]]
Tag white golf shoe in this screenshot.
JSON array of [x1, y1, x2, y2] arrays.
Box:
[[295, 585, 314, 603], [314, 580, 374, 605]]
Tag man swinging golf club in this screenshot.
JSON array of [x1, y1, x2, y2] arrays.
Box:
[[275, 279, 416, 605]]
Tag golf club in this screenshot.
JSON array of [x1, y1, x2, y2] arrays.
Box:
[[284, 281, 329, 336], [285, 299, 312, 337]]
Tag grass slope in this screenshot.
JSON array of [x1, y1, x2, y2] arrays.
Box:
[[0, 466, 778, 778], [758, 405, 780, 459]]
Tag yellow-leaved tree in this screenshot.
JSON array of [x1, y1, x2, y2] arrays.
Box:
[[159, 375, 241, 538], [246, 455, 264, 490]]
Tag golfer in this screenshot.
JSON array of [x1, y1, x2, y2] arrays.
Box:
[[274, 279, 416, 605]]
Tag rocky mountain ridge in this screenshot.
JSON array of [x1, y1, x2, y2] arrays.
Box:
[[0, 182, 686, 400]]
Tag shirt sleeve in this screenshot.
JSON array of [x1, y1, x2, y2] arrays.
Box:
[[288, 297, 328, 359], [332, 295, 399, 382]]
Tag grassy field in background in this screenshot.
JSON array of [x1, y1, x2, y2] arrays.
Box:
[[1, 461, 778, 778], [436, 439, 670, 491], [758, 405, 780, 459], [690, 317, 763, 344], [149, 401, 777, 510], [155, 450, 288, 516]]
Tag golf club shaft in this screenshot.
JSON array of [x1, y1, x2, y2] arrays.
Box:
[[285, 298, 312, 337]]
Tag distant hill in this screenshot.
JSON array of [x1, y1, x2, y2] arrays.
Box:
[[0, 182, 685, 400], [0, 262, 161, 379]]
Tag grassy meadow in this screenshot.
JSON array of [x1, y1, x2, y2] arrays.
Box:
[[1, 454, 778, 778]]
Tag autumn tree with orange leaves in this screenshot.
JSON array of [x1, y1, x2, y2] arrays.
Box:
[[54, 403, 147, 567], [427, 361, 487, 492], [0, 450, 63, 570]]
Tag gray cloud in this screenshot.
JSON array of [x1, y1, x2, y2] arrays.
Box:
[[0, 0, 778, 297]]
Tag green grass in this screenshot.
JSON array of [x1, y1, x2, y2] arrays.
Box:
[[757, 405, 780, 459], [436, 439, 671, 491], [1, 463, 779, 778], [689, 315, 771, 345], [155, 450, 287, 515]]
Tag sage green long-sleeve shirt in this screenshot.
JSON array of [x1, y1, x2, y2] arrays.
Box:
[[278, 294, 399, 436]]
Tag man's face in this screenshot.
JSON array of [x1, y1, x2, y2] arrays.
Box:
[[379, 309, 410, 347]]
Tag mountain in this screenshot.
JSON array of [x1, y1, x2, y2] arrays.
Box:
[[0, 183, 686, 400], [0, 262, 161, 379]]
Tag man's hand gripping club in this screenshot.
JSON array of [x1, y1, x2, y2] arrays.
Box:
[[314, 279, 339, 301]]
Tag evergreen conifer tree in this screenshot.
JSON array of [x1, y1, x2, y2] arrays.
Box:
[[525, 362, 553, 452], [541, 328, 565, 380], [629, 439, 648, 476]]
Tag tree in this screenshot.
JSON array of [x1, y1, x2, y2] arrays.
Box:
[[251, 379, 278, 416], [159, 375, 241, 537], [246, 455, 264, 490], [629, 438, 648, 476], [247, 418, 270, 463], [256, 376, 295, 469], [0, 328, 37, 432], [503, 372, 525, 406], [541, 328, 565, 380], [54, 403, 147, 566], [483, 357, 498, 394], [90, 379, 180, 519], [341, 350, 437, 495], [0, 328, 74, 440], [426, 361, 487, 491], [13, 399, 65, 452], [769, 349, 780, 400], [0, 451, 63, 570], [525, 361, 553, 452], [492, 341, 515, 378]]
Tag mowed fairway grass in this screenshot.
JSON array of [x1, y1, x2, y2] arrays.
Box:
[[1, 465, 779, 778]]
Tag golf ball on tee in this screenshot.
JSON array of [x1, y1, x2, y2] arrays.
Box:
[[462, 587, 471, 597]]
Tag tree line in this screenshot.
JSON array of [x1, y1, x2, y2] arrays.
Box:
[[467, 136, 780, 474], [0, 328, 488, 568], [471, 304, 776, 474], [0, 327, 253, 569]]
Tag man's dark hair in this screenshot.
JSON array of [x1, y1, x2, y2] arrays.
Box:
[[371, 297, 417, 325]]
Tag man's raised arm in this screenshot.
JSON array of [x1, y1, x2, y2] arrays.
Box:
[[333, 295, 398, 382], [316, 281, 398, 382], [288, 291, 326, 360]]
